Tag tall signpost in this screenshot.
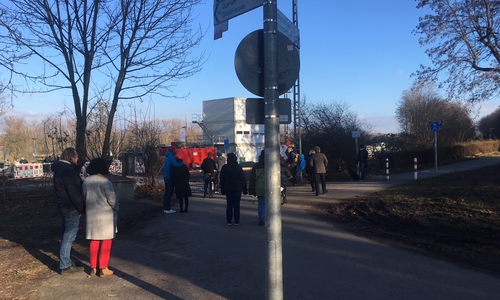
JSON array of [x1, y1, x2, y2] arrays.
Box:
[[430, 121, 441, 174], [215, 1, 297, 298], [263, 2, 282, 299]]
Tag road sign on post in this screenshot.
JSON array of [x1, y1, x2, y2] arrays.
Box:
[[430, 121, 442, 173], [213, 0, 263, 25], [430, 121, 441, 132]]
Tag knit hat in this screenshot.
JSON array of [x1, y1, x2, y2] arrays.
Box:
[[167, 145, 176, 153]]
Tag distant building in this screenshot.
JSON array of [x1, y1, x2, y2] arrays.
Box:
[[194, 97, 265, 163]]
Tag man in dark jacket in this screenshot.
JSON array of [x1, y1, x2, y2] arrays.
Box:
[[220, 153, 247, 225], [310, 146, 328, 196], [201, 152, 217, 195], [357, 144, 368, 181], [51, 147, 85, 275]]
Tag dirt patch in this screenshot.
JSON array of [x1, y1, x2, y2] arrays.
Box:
[[0, 181, 164, 300]]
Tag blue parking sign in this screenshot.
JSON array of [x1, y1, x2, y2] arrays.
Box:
[[430, 121, 441, 132]]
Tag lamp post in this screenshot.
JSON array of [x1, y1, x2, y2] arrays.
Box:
[[32, 137, 37, 158]]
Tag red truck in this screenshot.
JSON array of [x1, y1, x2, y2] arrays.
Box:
[[159, 146, 216, 169]]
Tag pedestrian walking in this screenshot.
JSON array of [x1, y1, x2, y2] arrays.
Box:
[[310, 146, 328, 196], [220, 153, 247, 225], [82, 158, 119, 277], [171, 157, 192, 213], [51, 147, 85, 275], [249, 150, 266, 226]]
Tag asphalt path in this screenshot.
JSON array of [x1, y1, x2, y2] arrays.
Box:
[[31, 156, 500, 299]]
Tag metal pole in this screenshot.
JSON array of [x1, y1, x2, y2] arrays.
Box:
[[434, 131, 438, 174], [263, 1, 283, 299]]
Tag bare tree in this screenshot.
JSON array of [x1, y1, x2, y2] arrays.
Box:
[[125, 118, 163, 189], [478, 108, 500, 139], [0, 0, 205, 162], [301, 100, 369, 175], [396, 84, 474, 148], [414, 0, 500, 103], [1, 116, 41, 161]]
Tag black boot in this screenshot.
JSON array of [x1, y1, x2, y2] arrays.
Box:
[[179, 198, 184, 213], [183, 198, 189, 212]]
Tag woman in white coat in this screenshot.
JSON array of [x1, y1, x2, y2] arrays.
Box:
[[83, 158, 119, 276]]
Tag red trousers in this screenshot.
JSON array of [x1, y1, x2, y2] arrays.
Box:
[[89, 239, 113, 269]]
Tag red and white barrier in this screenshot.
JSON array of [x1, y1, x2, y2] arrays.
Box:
[[14, 164, 44, 179], [414, 158, 418, 180], [135, 162, 145, 174], [385, 158, 390, 180], [110, 161, 122, 174]]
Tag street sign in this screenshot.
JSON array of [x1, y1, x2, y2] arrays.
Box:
[[245, 98, 292, 124], [351, 131, 360, 138], [235, 29, 300, 97], [430, 121, 441, 132], [213, 0, 263, 25], [277, 9, 300, 48], [33, 152, 37, 157], [214, 20, 228, 40], [224, 139, 229, 152]]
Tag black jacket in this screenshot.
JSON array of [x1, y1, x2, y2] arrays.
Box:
[[51, 160, 85, 215], [171, 160, 192, 198], [220, 157, 247, 195], [201, 158, 217, 173]]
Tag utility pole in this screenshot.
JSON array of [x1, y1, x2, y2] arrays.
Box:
[[263, 1, 283, 299]]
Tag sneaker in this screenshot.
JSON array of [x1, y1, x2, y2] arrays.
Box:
[[163, 209, 176, 214], [227, 223, 232, 226], [61, 265, 83, 275], [234, 222, 241, 226]]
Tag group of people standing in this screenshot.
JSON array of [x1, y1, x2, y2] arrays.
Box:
[[52, 148, 118, 277]]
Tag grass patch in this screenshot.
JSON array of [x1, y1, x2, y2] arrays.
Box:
[[326, 164, 500, 272]]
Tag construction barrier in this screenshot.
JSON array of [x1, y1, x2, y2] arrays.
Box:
[[414, 157, 418, 180], [385, 158, 390, 180], [110, 161, 123, 175], [109, 161, 145, 175], [14, 164, 44, 179]]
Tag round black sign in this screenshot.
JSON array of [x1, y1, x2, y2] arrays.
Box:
[[234, 29, 300, 97]]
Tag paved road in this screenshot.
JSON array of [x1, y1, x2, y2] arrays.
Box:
[[31, 157, 500, 299]]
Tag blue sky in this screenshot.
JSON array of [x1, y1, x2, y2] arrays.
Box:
[[4, 0, 498, 133]]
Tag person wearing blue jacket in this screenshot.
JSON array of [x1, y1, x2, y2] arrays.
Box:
[[295, 153, 306, 183], [163, 146, 184, 213]]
